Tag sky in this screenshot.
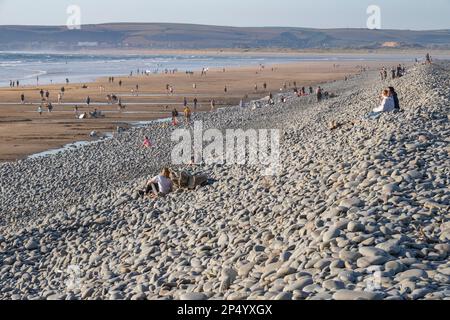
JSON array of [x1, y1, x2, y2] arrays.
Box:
[[0, 0, 449, 30]]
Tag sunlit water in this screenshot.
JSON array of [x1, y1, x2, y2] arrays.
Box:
[[0, 51, 432, 87]]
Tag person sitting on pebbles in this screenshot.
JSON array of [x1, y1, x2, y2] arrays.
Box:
[[139, 168, 173, 198], [142, 136, 153, 148], [389, 86, 400, 111], [366, 89, 395, 119]]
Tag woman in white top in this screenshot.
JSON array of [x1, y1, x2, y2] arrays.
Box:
[[365, 89, 396, 120], [142, 168, 173, 197], [373, 89, 395, 113]]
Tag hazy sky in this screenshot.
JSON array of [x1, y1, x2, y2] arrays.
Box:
[[0, 0, 449, 30]]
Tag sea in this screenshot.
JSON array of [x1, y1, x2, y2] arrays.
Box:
[[0, 51, 444, 87]]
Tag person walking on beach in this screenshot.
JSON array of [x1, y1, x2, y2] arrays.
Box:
[[193, 98, 198, 110], [39, 89, 44, 100], [119, 80, 122, 87], [224, 86, 228, 93], [172, 108, 179, 126], [86, 96, 91, 106], [38, 105, 43, 116], [210, 99, 216, 111], [118, 98, 125, 112], [45, 90, 50, 100], [20, 93, 25, 104], [74, 105, 79, 117], [270, 93, 275, 105], [396, 65, 402, 78], [316, 86, 323, 103], [57, 93, 62, 104], [183, 97, 188, 107], [184, 105, 192, 124]]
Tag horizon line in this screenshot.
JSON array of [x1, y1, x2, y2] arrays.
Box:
[[0, 21, 449, 32]]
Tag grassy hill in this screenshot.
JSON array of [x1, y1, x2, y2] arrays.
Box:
[[0, 23, 449, 51]]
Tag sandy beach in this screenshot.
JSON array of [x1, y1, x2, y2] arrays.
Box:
[[0, 59, 402, 162]]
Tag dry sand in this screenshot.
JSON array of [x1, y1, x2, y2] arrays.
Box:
[[0, 60, 400, 162]]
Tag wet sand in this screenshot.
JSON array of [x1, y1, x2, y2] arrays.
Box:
[[0, 60, 399, 162]]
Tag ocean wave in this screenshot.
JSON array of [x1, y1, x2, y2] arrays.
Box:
[[146, 60, 170, 64], [23, 70, 48, 79], [107, 59, 128, 63], [0, 61, 24, 67]]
